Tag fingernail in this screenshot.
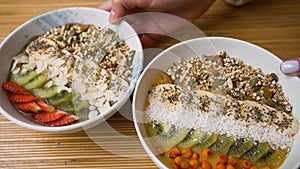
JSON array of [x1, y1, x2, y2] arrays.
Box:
[[109, 10, 116, 23], [280, 60, 299, 74]]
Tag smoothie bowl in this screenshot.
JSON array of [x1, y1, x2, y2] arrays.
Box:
[[133, 37, 300, 169], [0, 7, 143, 133]]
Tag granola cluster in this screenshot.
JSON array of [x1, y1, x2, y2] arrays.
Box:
[[165, 52, 292, 114]]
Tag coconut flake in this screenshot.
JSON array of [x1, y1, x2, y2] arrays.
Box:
[[73, 81, 86, 94], [12, 67, 21, 74], [11, 60, 19, 72], [13, 53, 28, 63], [88, 110, 99, 119], [97, 101, 110, 113], [53, 58, 65, 67]]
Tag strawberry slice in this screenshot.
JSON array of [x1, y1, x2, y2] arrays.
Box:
[[17, 102, 41, 113], [36, 99, 55, 112], [2, 82, 31, 94], [34, 110, 67, 123], [45, 114, 79, 126], [10, 94, 37, 103]]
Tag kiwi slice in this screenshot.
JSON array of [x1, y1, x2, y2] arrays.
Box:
[[23, 74, 48, 90], [76, 108, 89, 122], [192, 133, 218, 153], [59, 102, 76, 112], [59, 100, 89, 113], [147, 122, 189, 149], [256, 148, 287, 168], [211, 135, 235, 155], [74, 99, 90, 112], [59, 102, 75, 112], [243, 142, 270, 162], [11, 69, 38, 86], [228, 138, 254, 157], [32, 86, 58, 99], [177, 129, 206, 149], [48, 91, 73, 107]]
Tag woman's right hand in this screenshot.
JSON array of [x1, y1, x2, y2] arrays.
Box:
[[98, 0, 215, 47]]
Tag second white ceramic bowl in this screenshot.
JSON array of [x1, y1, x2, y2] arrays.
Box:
[[133, 37, 300, 169]]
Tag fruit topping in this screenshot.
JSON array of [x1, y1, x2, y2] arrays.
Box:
[[10, 94, 37, 103], [35, 98, 55, 112], [45, 114, 79, 126], [34, 110, 67, 123], [17, 102, 41, 113], [2, 82, 31, 94]]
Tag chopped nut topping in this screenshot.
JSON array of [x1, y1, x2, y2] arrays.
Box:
[[165, 52, 292, 114]]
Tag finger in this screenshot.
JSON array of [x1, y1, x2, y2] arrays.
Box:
[[124, 12, 200, 48], [280, 58, 300, 76], [140, 35, 155, 48], [140, 33, 163, 48], [224, 0, 253, 6], [109, 0, 145, 23], [98, 1, 112, 11]]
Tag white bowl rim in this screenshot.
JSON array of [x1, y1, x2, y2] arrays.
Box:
[[0, 7, 143, 133], [132, 36, 300, 169]]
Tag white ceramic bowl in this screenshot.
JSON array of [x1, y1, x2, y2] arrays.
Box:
[[133, 37, 300, 169], [0, 7, 143, 133]]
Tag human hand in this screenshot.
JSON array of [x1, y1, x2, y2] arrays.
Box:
[[98, 0, 215, 47], [224, 0, 253, 6], [280, 58, 300, 76]]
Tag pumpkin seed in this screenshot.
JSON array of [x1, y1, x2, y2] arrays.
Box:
[[275, 105, 286, 112], [67, 30, 75, 41], [190, 81, 198, 89], [75, 39, 81, 44], [67, 47, 75, 53], [270, 73, 278, 82], [56, 36, 63, 41], [253, 85, 262, 92], [249, 78, 258, 87], [232, 77, 239, 82], [265, 99, 277, 107]]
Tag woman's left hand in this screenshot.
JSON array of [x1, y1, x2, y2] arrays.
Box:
[[280, 58, 300, 76]]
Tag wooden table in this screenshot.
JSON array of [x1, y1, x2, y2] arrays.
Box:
[[0, 0, 299, 168]]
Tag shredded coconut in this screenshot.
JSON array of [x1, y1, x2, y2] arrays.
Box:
[[146, 84, 297, 150]]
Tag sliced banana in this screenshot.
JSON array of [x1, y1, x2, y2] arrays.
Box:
[[147, 83, 299, 149], [147, 84, 198, 129], [192, 90, 224, 116], [240, 100, 298, 136], [223, 96, 242, 119], [240, 100, 270, 126], [148, 84, 187, 110], [25, 37, 59, 55], [109, 73, 129, 101]]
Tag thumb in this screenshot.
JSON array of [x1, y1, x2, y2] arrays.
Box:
[[109, 0, 138, 23], [280, 58, 300, 76], [98, 1, 112, 11]]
